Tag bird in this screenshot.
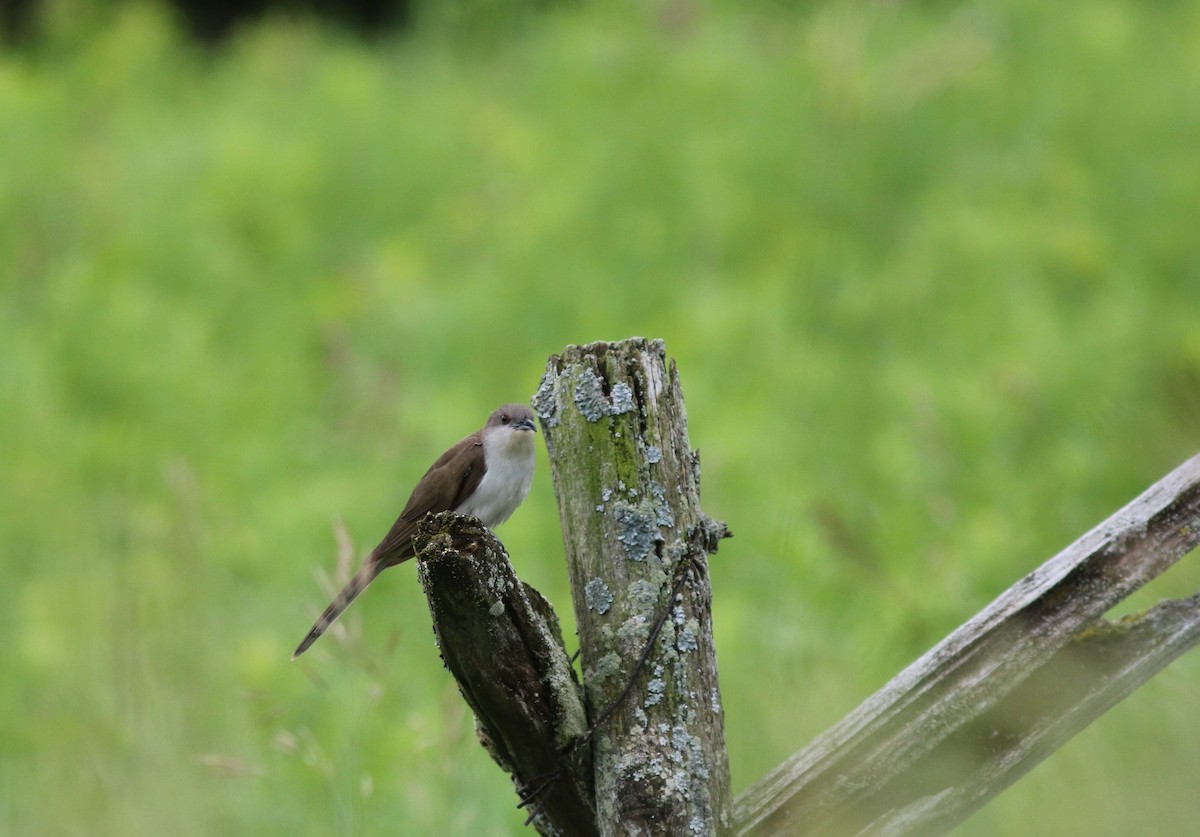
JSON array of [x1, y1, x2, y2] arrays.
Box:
[[292, 403, 538, 659]]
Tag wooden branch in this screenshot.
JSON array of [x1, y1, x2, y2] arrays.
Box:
[[413, 512, 595, 837], [734, 453, 1200, 836], [535, 338, 734, 836]]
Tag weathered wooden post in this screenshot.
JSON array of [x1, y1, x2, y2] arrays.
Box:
[[414, 512, 595, 836], [534, 338, 733, 835]]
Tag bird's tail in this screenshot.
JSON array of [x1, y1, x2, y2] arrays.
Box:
[[292, 562, 383, 660]]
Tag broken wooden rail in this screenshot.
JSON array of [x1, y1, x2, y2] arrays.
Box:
[[733, 452, 1200, 836]]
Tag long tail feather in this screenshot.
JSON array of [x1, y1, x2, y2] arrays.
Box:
[[292, 563, 383, 659]]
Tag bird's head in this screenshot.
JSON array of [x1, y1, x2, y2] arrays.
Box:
[[486, 404, 538, 454]]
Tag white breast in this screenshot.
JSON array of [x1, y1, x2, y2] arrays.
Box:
[[454, 427, 535, 528]]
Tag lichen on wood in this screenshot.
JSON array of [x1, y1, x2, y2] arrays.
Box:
[[536, 338, 733, 836]]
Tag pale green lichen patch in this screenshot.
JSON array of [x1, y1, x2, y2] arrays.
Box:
[[573, 367, 610, 422], [488, 599, 505, 617], [664, 537, 687, 564], [672, 722, 710, 783], [646, 445, 662, 464], [585, 652, 622, 695], [613, 499, 661, 561], [584, 578, 614, 614], [532, 369, 559, 427], [645, 677, 666, 706], [649, 481, 674, 527], [610, 381, 635, 414], [627, 578, 660, 610], [678, 618, 700, 653], [617, 613, 650, 650]]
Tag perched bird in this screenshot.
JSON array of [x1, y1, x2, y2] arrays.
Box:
[[293, 403, 538, 659]]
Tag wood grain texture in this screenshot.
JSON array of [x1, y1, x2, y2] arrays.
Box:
[[734, 453, 1200, 836]]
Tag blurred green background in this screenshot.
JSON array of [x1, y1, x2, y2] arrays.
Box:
[[2, 0, 1199, 834]]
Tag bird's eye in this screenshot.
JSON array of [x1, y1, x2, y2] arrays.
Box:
[[501, 414, 510, 424]]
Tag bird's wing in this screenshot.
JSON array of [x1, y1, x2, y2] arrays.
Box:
[[365, 431, 488, 569]]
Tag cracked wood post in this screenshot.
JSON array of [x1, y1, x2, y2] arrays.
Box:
[[534, 338, 733, 836], [414, 512, 596, 837], [734, 452, 1200, 836]]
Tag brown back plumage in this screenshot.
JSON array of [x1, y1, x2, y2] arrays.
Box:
[[291, 427, 490, 659], [362, 430, 488, 571]]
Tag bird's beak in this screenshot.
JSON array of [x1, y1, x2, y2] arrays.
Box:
[[516, 418, 537, 433]]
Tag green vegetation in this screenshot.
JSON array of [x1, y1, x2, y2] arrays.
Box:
[[2, 1, 1198, 833]]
